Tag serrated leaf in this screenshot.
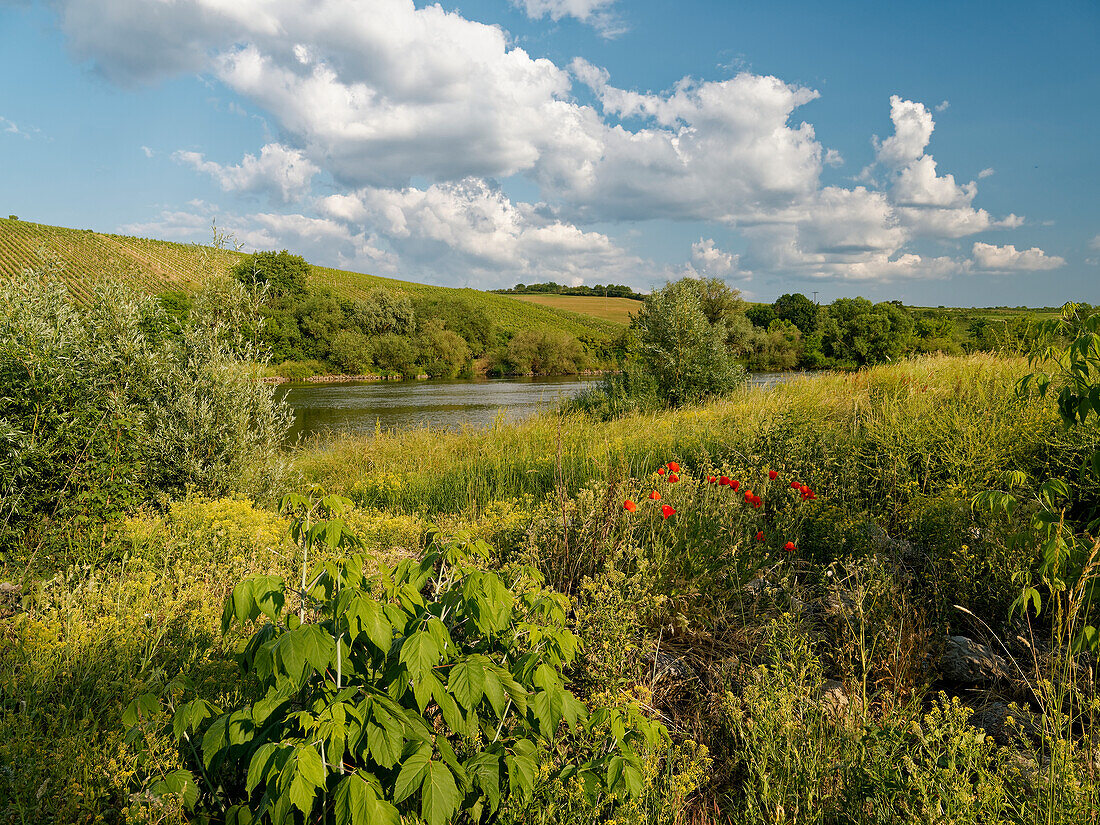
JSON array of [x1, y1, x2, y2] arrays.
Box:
[[394, 747, 431, 804], [334, 772, 401, 825], [150, 769, 199, 811], [400, 632, 442, 683], [606, 754, 624, 792], [421, 761, 460, 825], [505, 740, 537, 800], [349, 595, 393, 653], [447, 657, 487, 711], [465, 751, 502, 811]]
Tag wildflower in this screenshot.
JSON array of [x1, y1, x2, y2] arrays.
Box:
[[743, 490, 753, 501], [753, 499, 762, 509], [790, 480, 801, 489], [668, 461, 681, 473], [755, 531, 764, 541], [799, 485, 809, 495], [648, 490, 662, 501], [668, 473, 680, 483], [708, 475, 717, 484], [657, 467, 666, 476], [731, 479, 740, 491], [768, 470, 778, 480], [661, 504, 676, 519], [784, 541, 796, 552], [718, 476, 732, 487], [623, 499, 637, 512]]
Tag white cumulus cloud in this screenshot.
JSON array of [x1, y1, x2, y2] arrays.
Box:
[[173, 143, 319, 203], [690, 238, 739, 277], [971, 242, 1065, 272]]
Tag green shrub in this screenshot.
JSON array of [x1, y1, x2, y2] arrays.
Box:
[[127, 504, 667, 823], [0, 274, 291, 564], [634, 279, 746, 406]]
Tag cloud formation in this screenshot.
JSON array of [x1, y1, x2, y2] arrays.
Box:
[[971, 242, 1066, 272], [173, 143, 319, 202], [42, 0, 1058, 289]]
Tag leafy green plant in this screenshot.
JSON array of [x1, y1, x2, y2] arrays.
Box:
[[126, 494, 666, 823], [974, 303, 1100, 653]]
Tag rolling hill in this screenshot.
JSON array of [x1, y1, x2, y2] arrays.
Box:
[[0, 217, 624, 340]]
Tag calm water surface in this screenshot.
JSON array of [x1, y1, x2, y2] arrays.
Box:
[[280, 371, 814, 441]]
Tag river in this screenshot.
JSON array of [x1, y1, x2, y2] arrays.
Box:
[[279, 371, 813, 441]]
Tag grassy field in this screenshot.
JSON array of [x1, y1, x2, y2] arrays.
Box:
[[0, 217, 623, 340], [2, 353, 1099, 823], [508, 293, 642, 324]]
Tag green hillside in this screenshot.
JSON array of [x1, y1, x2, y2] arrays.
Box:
[[0, 217, 622, 340]]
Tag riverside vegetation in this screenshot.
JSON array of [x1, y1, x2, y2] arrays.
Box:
[[0, 270, 1098, 824]]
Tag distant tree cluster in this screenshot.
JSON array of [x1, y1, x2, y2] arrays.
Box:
[[573, 278, 1066, 416], [493, 282, 645, 300], [159, 251, 601, 380]]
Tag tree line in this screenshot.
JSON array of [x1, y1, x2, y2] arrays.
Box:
[[159, 251, 606, 379]]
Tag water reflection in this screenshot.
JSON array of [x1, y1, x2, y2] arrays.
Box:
[[279, 376, 598, 441], [279, 371, 816, 441]]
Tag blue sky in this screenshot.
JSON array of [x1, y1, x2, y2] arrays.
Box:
[[1, 0, 1097, 305]]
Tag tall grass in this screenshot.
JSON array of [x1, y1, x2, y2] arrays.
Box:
[[295, 354, 1069, 524]]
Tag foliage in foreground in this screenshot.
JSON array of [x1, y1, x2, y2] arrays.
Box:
[[127, 496, 665, 823], [3, 353, 1099, 824]]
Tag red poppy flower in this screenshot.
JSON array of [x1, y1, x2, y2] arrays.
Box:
[[800, 485, 809, 495], [768, 470, 778, 480], [623, 499, 637, 512], [661, 504, 676, 519], [753, 499, 762, 509], [808, 490, 816, 500], [668, 473, 680, 483], [790, 480, 801, 489], [708, 475, 717, 484], [668, 461, 681, 473], [648, 490, 661, 501], [784, 541, 796, 551], [755, 531, 764, 541], [718, 476, 732, 487], [657, 467, 666, 476], [731, 479, 740, 491], [743, 489, 753, 500]]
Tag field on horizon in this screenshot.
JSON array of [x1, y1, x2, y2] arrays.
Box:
[[0, 217, 623, 341], [509, 292, 642, 323]]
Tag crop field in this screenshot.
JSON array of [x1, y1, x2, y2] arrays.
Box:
[[0, 218, 623, 339], [508, 293, 642, 324]]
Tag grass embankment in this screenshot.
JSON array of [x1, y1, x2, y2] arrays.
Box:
[[0, 217, 622, 341], [2, 354, 1098, 823]]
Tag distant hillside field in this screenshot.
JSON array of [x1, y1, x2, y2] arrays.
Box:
[[0, 217, 622, 339], [509, 293, 641, 324]]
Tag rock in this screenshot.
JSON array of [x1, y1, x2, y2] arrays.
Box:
[[646, 648, 696, 685], [941, 635, 1010, 685], [818, 679, 856, 722]]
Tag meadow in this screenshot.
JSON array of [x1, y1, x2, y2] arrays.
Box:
[[2, 346, 1098, 823]]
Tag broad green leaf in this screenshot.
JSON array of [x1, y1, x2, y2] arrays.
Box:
[[465, 751, 502, 811], [606, 755, 624, 792], [421, 761, 460, 825], [334, 772, 400, 825], [247, 743, 278, 795], [400, 632, 442, 683], [349, 594, 393, 653], [150, 769, 199, 811], [448, 657, 486, 710], [296, 743, 326, 789], [394, 747, 431, 804], [123, 693, 161, 729], [505, 740, 537, 800]]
